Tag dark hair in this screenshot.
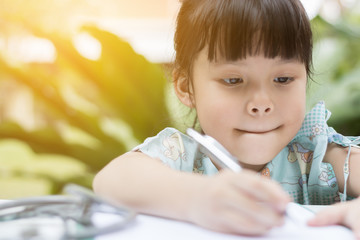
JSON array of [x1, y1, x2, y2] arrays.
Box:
[[174, 0, 313, 81]]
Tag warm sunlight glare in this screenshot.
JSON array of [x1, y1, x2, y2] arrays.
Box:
[[73, 33, 102, 61], [7, 36, 56, 63]]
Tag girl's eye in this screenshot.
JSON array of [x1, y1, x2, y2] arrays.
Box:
[[223, 78, 243, 85], [274, 77, 294, 84]]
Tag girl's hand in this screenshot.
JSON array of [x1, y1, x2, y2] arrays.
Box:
[[307, 197, 360, 239], [187, 169, 290, 236]]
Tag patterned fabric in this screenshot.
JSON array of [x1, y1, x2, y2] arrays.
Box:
[[134, 101, 358, 205]]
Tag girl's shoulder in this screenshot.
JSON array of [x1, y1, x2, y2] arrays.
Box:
[[133, 128, 218, 174], [292, 101, 329, 141], [292, 101, 360, 146], [133, 127, 194, 160]]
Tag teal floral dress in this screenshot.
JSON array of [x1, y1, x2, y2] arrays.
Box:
[[134, 101, 359, 205]]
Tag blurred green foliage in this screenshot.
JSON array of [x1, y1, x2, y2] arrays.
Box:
[[0, 25, 173, 198], [308, 14, 360, 135]]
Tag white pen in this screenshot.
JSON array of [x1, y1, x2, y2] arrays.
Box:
[[186, 128, 242, 172]]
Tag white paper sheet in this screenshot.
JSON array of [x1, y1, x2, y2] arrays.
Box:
[[95, 202, 355, 240]]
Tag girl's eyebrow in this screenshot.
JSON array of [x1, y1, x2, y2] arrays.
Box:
[[210, 61, 247, 67], [276, 59, 300, 64]]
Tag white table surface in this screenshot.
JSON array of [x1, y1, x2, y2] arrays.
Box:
[[95, 203, 354, 240], [0, 200, 354, 240]]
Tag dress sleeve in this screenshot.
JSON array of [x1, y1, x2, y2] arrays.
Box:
[[132, 127, 200, 172]]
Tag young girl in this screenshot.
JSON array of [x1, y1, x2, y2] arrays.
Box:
[[93, 0, 360, 237]]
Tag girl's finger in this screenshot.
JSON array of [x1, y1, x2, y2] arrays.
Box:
[[308, 198, 360, 228], [307, 205, 345, 226], [223, 210, 273, 236], [224, 187, 285, 227], [353, 223, 360, 240], [344, 201, 360, 239], [231, 171, 290, 211]]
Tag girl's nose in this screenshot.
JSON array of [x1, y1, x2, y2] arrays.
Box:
[[247, 98, 274, 117]]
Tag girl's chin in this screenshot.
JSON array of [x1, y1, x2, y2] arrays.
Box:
[[229, 138, 287, 163], [238, 161, 268, 172], [233, 147, 282, 169]]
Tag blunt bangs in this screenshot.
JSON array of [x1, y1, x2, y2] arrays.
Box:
[[174, 0, 313, 77]]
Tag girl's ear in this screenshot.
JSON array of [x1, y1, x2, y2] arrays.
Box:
[[173, 70, 195, 108]]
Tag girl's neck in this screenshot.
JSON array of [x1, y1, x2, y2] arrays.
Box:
[[212, 159, 267, 173], [240, 162, 267, 173]]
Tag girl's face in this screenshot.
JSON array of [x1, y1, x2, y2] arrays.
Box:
[[177, 49, 307, 171]]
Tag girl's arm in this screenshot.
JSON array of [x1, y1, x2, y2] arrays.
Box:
[[308, 143, 360, 238], [93, 151, 290, 236], [323, 143, 360, 197]]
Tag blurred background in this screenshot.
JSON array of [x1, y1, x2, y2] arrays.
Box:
[[0, 0, 359, 198]]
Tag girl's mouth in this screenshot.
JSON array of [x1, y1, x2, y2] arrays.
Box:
[[237, 126, 281, 134]]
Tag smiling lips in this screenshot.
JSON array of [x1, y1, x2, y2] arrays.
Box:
[[238, 126, 281, 134]]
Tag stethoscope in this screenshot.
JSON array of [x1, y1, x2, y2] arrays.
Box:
[[0, 184, 136, 239]]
